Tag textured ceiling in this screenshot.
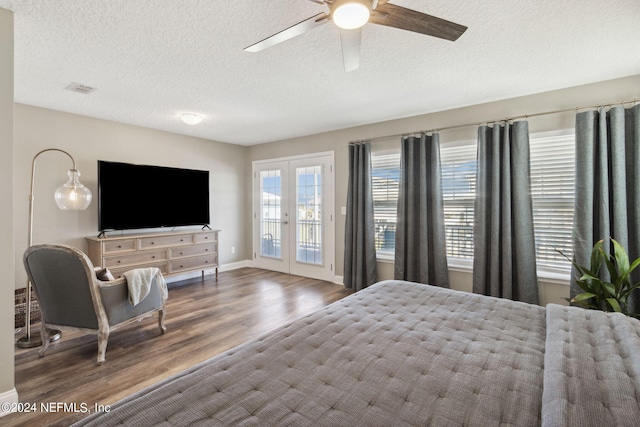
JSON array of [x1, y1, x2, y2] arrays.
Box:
[[1, 0, 639, 145]]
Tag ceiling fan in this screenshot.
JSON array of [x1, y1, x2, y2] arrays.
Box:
[[244, 0, 467, 72]]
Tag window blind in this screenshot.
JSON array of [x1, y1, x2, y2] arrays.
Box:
[[370, 131, 575, 274], [440, 143, 477, 259], [529, 133, 575, 273], [371, 152, 400, 252]]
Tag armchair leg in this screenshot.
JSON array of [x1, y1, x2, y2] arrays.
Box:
[[97, 329, 109, 365], [158, 309, 167, 334]]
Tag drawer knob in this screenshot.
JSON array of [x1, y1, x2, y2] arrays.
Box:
[[179, 265, 184, 268], [117, 260, 121, 264], [205, 260, 209, 264], [117, 245, 122, 248], [179, 252, 183, 255], [150, 242, 155, 245], [204, 237, 208, 240], [152, 256, 156, 259], [205, 249, 209, 252], [180, 239, 184, 242]]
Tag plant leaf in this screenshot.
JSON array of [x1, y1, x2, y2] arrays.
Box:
[[606, 298, 622, 313], [575, 279, 593, 294], [629, 257, 640, 273], [574, 262, 593, 278], [612, 238, 630, 273], [618, 257, 640, 285], [621, 283, 640, 299], [579, 273, 599, 282], [590, 240, 604, 275], [557, 248, 594, 278], [603, 253, 619, 283], [601, 282, 616, 297], [570, 298, 596, 310], [571, 292, 596, 302]]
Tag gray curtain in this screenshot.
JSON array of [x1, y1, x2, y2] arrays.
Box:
[[344, 142, 377, 291], [473, 121, 540, 304], [394, 133, 449, 287], [573, 104, 640, 312]]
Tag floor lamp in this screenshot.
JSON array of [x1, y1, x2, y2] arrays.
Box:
[[16, 148, 92, 349]]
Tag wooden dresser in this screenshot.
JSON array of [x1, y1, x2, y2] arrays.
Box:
[[86, 229, 219, 280]]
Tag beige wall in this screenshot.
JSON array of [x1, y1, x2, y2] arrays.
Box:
[[13, 104, 249, 289], [249, 74, 640, 306], [0, 6, 15, 410]]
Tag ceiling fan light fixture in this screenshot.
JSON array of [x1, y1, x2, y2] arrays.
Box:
[[179, 112, 203, 125], [332, 0, 371, 30]]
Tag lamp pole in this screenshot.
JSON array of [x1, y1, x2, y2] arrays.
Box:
[[17, 148, 90, 348]]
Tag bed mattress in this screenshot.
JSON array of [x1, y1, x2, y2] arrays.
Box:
[[76, 280, 548, 426]]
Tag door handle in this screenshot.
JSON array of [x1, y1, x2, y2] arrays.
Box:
[[281, 220, 289, 225]]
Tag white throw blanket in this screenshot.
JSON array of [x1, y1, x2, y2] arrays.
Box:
[[124, 267, 168, 306]]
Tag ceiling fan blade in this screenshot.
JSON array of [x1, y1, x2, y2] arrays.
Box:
[[340, 28, 361, 72], [245, 12, 330, 52], [370, 3, 467, 41]]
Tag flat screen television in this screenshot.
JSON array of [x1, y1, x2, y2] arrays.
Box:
[[98, 160, 210, 232]]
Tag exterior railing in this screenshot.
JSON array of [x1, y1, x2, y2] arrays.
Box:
[[260, 218, 322, 263], [374, 220, 474, 259]]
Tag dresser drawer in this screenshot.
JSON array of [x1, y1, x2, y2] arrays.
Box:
[[103, 250, 167, 269], [109, 262, 169, 280], [169, 255, 217, 273], [139, 234, 192, 249], [194, 232, 217, 244], [102, 238, 136, 254], [170, 243, 216, 259], [87, 230, 220, 280]]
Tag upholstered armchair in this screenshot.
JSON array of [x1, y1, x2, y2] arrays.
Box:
[[23, 244, 166, 364]]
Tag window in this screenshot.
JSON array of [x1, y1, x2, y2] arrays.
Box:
[[529, 132, 575, 273], [440, 142, 477, 260], [370, 131, 576, 275], [371, 152, 400, 255]]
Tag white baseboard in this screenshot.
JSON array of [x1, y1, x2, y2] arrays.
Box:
[[165, 260, 252, 284], [211, 261, 344, 285], [219, 260, 252, 272], [0, 388, 19, 418]]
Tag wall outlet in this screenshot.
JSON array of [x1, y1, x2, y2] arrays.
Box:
[[341, 206, 347, 215], [231, 246, 236, 254]]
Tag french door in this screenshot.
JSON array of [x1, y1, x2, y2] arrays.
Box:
[[253, 153, 334, 281]]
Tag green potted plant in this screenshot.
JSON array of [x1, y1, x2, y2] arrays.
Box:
[[558, 238, 640, 317]]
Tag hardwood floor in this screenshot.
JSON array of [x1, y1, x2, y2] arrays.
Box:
[[6, 268, 353, 427]]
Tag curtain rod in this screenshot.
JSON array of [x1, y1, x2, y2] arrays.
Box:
[[349, 98, 639, 145]]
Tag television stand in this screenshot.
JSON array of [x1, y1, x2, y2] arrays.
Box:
[[86, 229, 220, 281]]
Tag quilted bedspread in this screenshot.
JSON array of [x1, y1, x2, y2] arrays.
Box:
[[542, 304, 640, 426], [76, 280, 548, 426], [75, 280, 640, 426]]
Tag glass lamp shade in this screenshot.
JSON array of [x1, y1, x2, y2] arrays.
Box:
[[333, 0, 371, 30], [54, 169, 92, 210]]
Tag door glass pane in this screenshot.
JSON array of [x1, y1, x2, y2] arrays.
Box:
[[296, 165, 322, 265], [260, 170, 282, 259]]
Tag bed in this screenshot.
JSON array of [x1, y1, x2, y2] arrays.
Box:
[[74, 280, 640, 426]]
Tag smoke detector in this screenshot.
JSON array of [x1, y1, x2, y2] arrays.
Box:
[[65, 82, 97, 95]]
